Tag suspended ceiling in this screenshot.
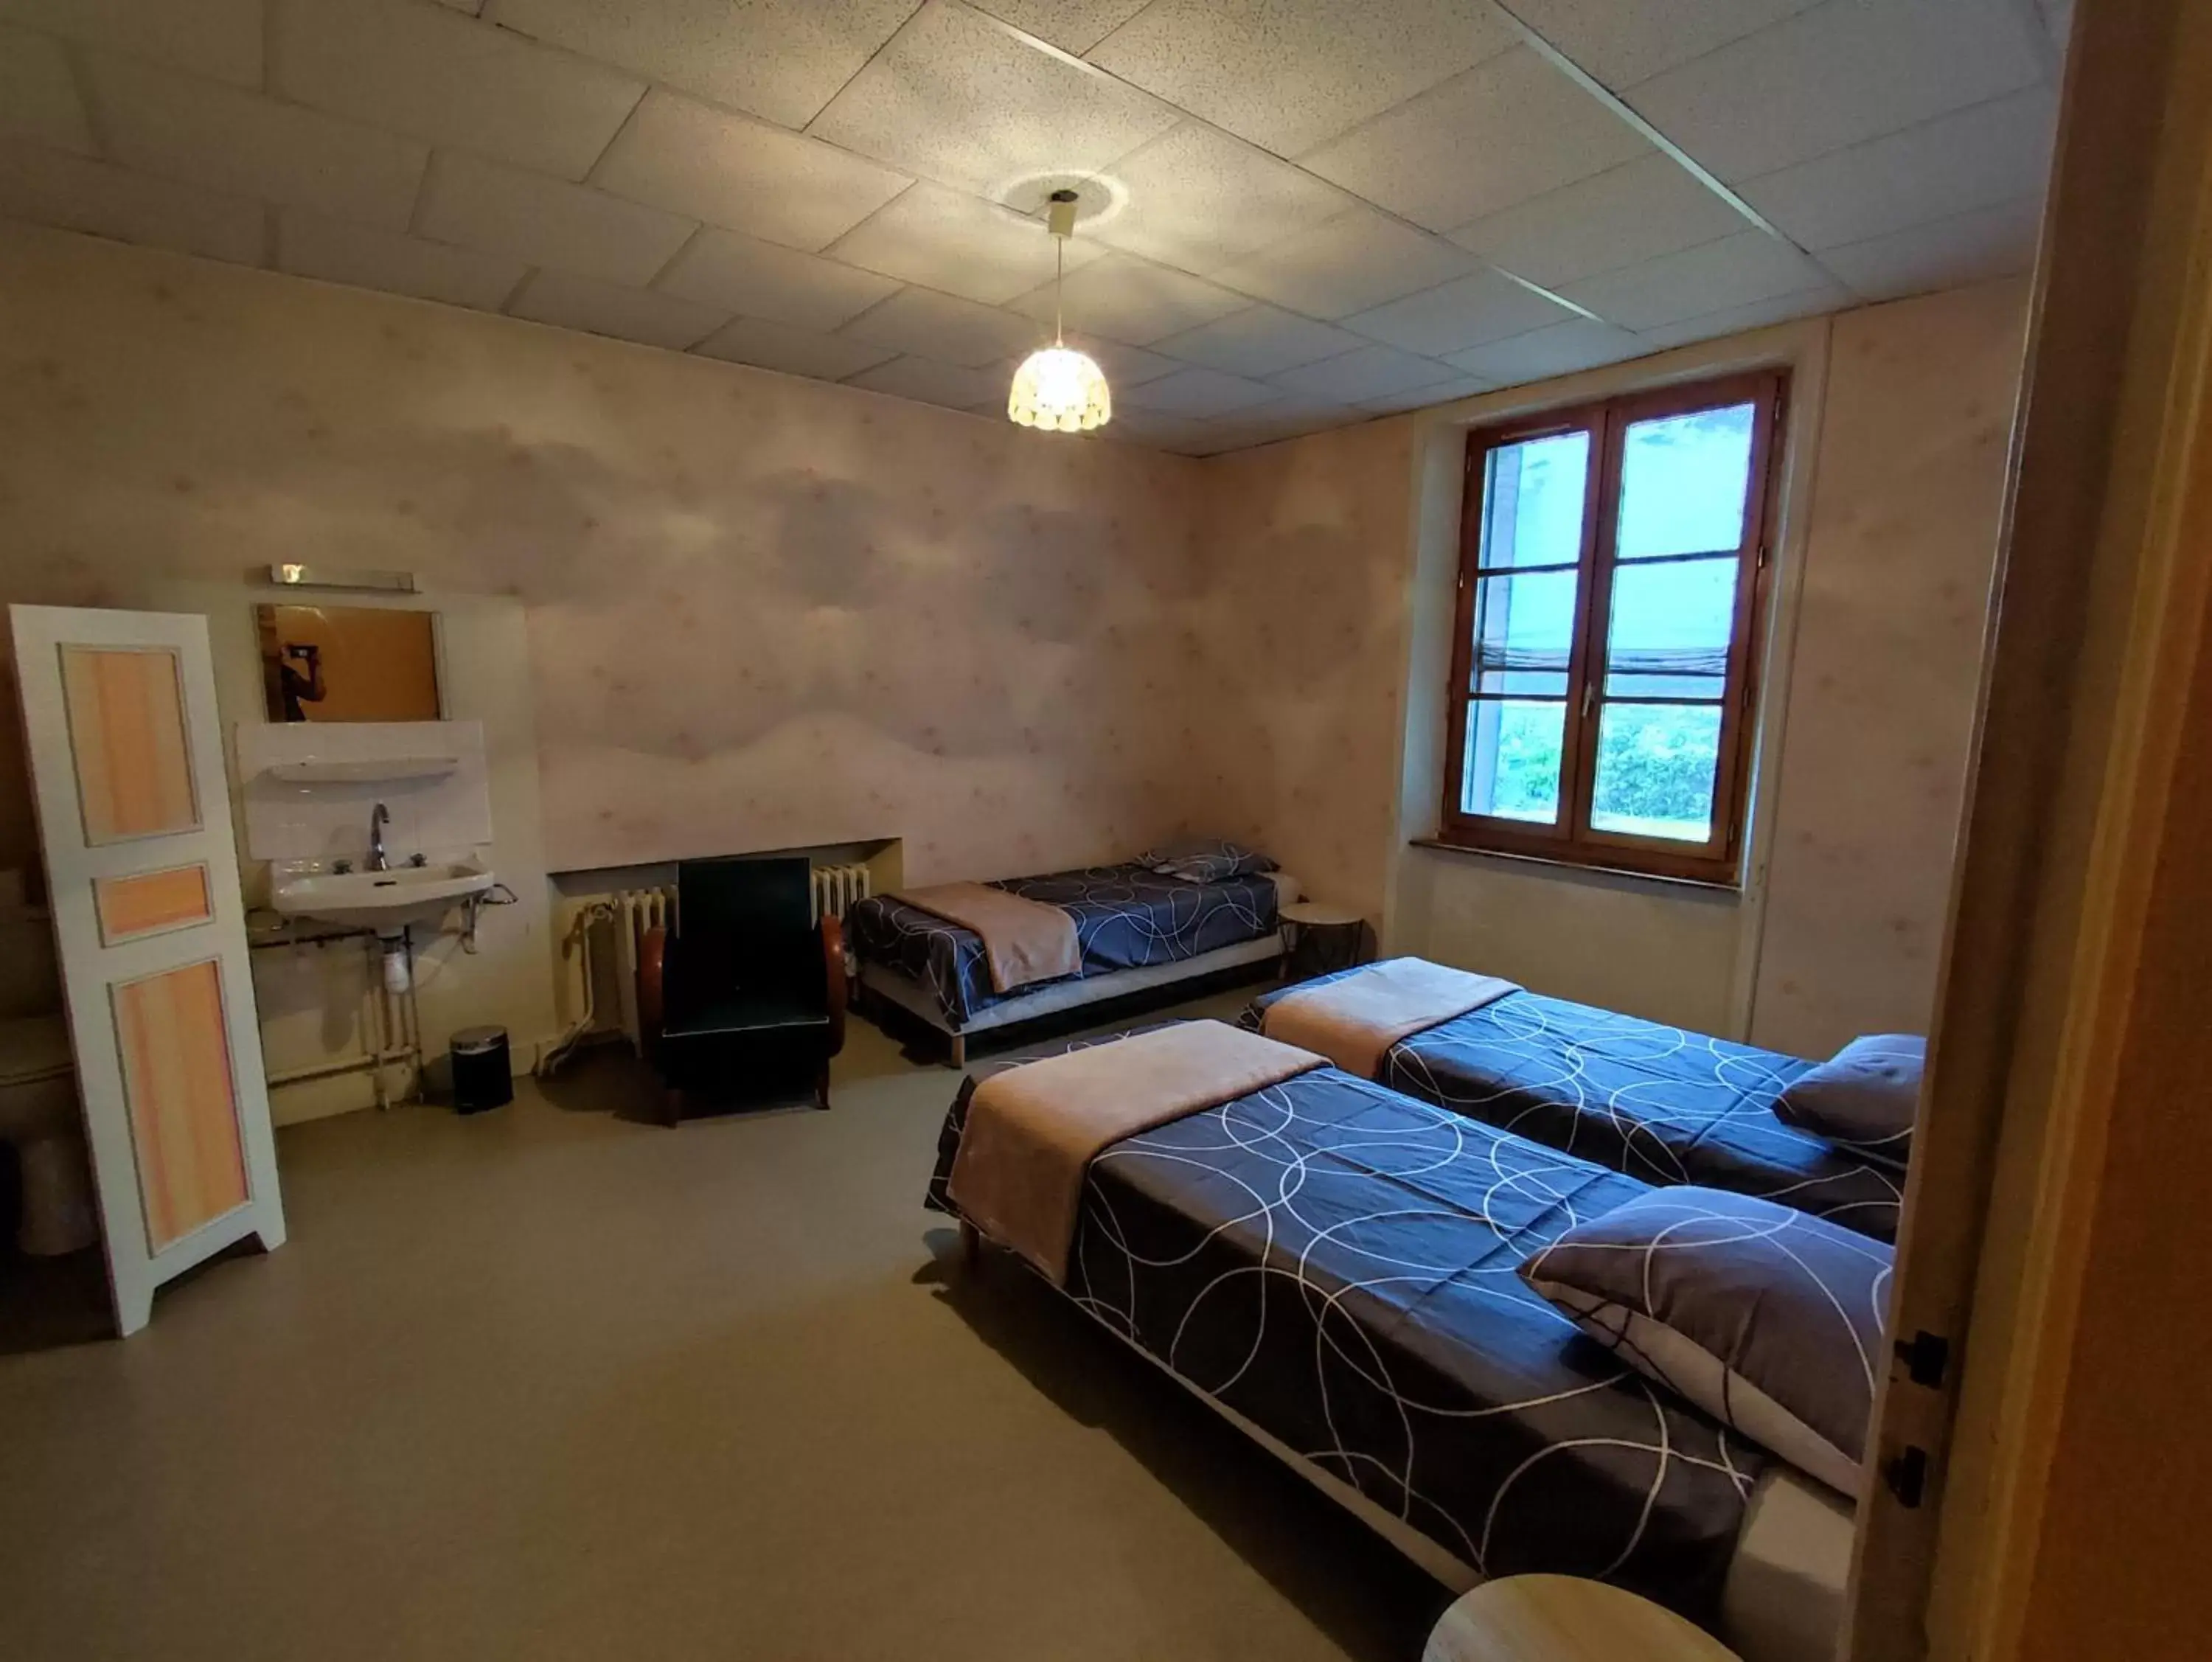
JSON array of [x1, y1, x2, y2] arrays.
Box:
[[0, 0, 2069, 455]]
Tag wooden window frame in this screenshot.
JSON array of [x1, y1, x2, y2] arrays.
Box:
[[1438, 369, 1786, 886]]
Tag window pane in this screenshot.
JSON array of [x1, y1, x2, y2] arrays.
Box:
[[1472, 568, 1577, 695], [1590, 703, 1723, 842], [1616, 402, 1756, 560], [1603, 555, 1739, 699], [1463, 699, 1565, 824], [1479, 430, 1590, 569]]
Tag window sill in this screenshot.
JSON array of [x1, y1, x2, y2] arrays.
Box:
[[1408, 837, 1745, 896]]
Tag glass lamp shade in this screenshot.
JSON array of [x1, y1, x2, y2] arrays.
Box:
[[1008, 344, 1111, 432]]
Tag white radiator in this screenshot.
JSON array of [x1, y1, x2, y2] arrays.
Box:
[[612, 886, 675, 1051], [811, 861, 873, 922]]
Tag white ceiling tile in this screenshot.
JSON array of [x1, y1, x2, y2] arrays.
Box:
[[1152, 305, 1366, 377], [968, 0, 1151, 54], [1121, 366, 1281, 418], [1817, 196, 2043, 305], [1561, 230, 1832, 330], [1500, 0, 1823, 91], [840, 286, 1042, 367], [592, 91, 912, 254], [0, 24, 91, 154], [1091, 122, 1353, 274], [1444, 318, 1648, 384], [1087, 0, 1517, 158], [1303, 46, 1648, 232], [1739, 87, 2057, 253], [485, 0, 915, 129], [0, 139, 265, 264], [1009, 251, 1250, 346], [1354, 375, 1495, 414], [1199, 394, 1364, 446], [692, 316, 897, 381], [272, 0, 644, 183], [278, 210, 525, 310], [0, 0, 262, 87], [1625, 0, 2048, 183], [1635, 282, 1852, 349], [655, 229, 900, 333], [1343, 268, 1576, 357], [825, 181, 1100, 305], [85, 52, 428, 230], [418, 151, 695, 286], [1271, 343, 1458, 402], [1450, 153, 1751, 288], [808, 1, 1179, 198], [1211, 206, 1478, 319], [1053, 331, 1183, 387], [508, 269, 729, 350], [845, 355, 1009, 411]]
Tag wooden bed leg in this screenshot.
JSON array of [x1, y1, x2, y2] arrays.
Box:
[[949, 1032, 967, 1069], [960, 1219, 982, 1267], [815, 1062, 832, 1111]]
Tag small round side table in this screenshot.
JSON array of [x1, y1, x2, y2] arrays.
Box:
[[1422, 1576, 1743, 1662], [1279, 900, 1372, 980]]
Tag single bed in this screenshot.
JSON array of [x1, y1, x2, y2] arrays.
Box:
[[1243, 969, 1905, 1242], [849, 862, 1284, 1062], [926, 1037, 1853, 1655]]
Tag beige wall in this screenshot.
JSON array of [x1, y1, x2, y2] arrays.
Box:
[[0, 220, 2025, 1093], [0, 223, 1208, 890], [1748, 284, 2025, 1055], [1190, 280, 2028, 1047], [1188, 417, 1417, 918]]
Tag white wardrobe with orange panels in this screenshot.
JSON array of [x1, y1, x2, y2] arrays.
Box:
[[10, 605, 283, 1335]]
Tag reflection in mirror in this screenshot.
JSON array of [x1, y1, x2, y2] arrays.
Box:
[[257, 604, 439, 723]]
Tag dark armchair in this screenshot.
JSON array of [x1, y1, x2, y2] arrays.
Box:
[[636, 855, 847, 1123]]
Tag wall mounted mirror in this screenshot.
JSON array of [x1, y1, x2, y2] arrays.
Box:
[[256, 604, 440, 723]]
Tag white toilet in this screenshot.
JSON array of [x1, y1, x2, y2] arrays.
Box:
[[0, 1014, 98, 1258]]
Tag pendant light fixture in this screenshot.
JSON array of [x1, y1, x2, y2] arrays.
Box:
[[1009, 188, 1110, 433]]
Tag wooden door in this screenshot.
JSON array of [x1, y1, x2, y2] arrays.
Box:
[[10, 605, 284, 1335]]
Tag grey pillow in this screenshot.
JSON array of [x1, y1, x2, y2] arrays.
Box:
[[1774, 1034, 1924, 1167], [1520, 1186, 1893, 1498], [1137, 838, 1276, 885]]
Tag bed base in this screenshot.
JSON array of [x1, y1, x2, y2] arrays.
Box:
[[860, 934, 1284, 1066]]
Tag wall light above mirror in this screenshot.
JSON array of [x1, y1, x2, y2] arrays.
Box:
[[257, 604, 440, 724]]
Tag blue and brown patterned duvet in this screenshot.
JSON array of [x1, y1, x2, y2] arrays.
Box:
[[847, 862, 1279, 1029], [1244, 971, 1904, 1242], [928, 1045, 1764, 1620]]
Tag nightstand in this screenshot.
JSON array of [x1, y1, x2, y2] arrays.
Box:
[[1279, 900, 1372, 979]]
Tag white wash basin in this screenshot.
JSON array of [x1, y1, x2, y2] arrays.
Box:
[[274, 859, 493, 934]]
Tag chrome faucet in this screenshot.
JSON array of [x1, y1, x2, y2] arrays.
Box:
[[369, 802, 390, 872]]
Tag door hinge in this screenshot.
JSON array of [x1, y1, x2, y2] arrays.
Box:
[[1883, 1444, 1931, 1509], [1756, 540, 1772, 571], [1894, 1329, 1951, 1388]]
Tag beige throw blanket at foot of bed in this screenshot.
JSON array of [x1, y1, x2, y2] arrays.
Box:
[[947, 1020, 1327, 1284], [1262, 956, 1520, 1079], [894, 881, 1080, 994]]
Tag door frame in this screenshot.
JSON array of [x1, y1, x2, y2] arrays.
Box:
[[1846, 1, 2212, 1654]]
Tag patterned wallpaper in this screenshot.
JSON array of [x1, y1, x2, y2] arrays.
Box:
[[0, 223, 1206, 881], [1187, 418, 1416, 920], [0, 224, 2025, 1062], [1749, 282, 2028, 1056]]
